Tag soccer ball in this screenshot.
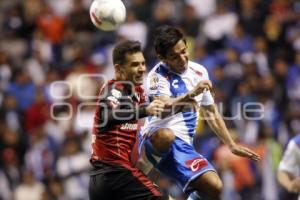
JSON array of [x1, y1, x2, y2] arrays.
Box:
[[89, 0, 126, 31]]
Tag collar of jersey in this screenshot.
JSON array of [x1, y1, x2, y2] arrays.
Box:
[[161, 61, 189, 75]]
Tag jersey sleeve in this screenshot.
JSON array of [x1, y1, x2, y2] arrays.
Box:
[[146, 73, 171, 97], [194, 90, 215, 106], [278, 140, 299, 174], [193, 64, 215, 106]]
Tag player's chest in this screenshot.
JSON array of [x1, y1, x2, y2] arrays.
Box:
[[119, 91, 145, 106], [168, 73, 206, 97]]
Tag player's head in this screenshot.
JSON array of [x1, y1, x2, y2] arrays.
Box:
[[154, 25, 189, 74], [113, 40, 146, 85]]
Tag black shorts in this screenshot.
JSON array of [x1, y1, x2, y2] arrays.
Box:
[[89, 162, 164, 200]]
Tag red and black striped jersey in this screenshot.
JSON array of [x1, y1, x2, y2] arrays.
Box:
[[91, 80, 147, 169]]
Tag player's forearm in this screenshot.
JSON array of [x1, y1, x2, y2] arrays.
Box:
[[154, 93, 192, 105], [172, 92, 194, 104], [152, 92, 193, 105], [203, 105, 235, 147], [153, 94, 194, 116], [101, 105, 147, 126], [277, 171, 294, 192]]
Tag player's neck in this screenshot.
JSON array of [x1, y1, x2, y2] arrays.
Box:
[[115, 73, 125, 82]]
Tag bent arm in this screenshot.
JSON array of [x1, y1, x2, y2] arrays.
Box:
[[202, 104, 235, 147], [151, 93, 192, 104], [102, 104, 148, 125], [277, 171, 294, 192], [151, 80, 212, 104]]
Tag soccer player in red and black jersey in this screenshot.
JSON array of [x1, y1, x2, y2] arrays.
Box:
[[89, 40, 165, 200]]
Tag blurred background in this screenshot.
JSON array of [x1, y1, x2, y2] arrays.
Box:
[[0, 0, 300, 199]]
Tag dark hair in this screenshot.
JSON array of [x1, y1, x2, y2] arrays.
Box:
[[154, 25, 185, 58], [113, 40, 142, 65]]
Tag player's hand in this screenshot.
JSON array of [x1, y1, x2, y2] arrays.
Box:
[[189, 80, 212, 98], [288, 178, 300, 193], [229, 144, 261, 162], [146, 100, 165, 116]]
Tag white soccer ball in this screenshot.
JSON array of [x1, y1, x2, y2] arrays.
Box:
[[89, 0, 126, 31]]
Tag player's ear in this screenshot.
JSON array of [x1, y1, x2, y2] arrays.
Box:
[[114, 64, 122, 72], [115, 64, 123, 76], [157, 54, 165, 62], [115, 64, 127, 80]]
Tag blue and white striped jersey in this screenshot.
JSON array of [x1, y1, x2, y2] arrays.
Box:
[[140, 61, 214, 145], [279, 135, 300, 175]]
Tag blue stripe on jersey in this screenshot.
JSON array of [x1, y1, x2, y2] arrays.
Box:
[[155, 64, 189, 97], [155, 64, 196, 137], [155, 64, 169, 77], [169, 73, 188, 97], [154, 64, 169, 96], [182, 111, 197, 138]]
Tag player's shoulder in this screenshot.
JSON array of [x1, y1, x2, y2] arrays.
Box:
[[188, 61, 210, 79], [148, 62, 169, 77], [103, 80, 128, 98], [106, 80, 123, 91], [188, 61, 208, 73]]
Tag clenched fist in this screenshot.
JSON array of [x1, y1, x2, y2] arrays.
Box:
[[146, 100, 165, 116], [189, 80, 212, 98]]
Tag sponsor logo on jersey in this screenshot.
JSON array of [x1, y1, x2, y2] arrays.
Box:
[[185, 157, 208, 172], [171, 79, 179, 88], [149, 75, 159, 90], [111, 89, 122, 99], [120, 123, 138, 130], [107, 96, 120, 108]]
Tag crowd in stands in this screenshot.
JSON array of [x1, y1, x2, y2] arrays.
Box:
[[0, 0, 300, 199]]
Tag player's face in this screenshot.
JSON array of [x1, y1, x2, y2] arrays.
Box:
[[163, 39, 189, 74], [122, 52, 146, 85]]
